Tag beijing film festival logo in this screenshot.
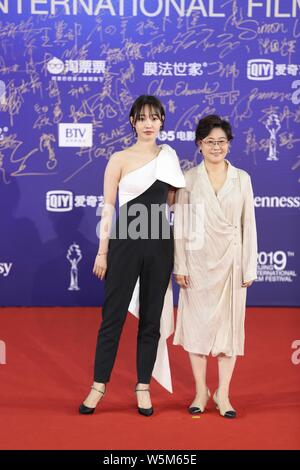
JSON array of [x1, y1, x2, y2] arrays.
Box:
[[264, 113, 281, 161], [67, 243, 82, 291], [0, 340, 6, 365], [247, 59, 274, 80]]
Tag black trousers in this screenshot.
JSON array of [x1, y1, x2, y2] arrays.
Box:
[[93, 236, 173, 384]]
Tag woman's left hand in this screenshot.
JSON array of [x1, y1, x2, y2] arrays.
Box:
[[174, 274, 189, 288], [242, 280, 253, 288]]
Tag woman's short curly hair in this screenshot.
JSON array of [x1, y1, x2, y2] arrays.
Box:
[[195, 115, 233, 144]]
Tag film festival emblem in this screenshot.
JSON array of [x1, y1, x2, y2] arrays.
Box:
[[265, 113, 281, 161], [67, 243, 82, 291]]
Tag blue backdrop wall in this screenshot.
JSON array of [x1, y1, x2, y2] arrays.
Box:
[[0, 0, 299, 306]]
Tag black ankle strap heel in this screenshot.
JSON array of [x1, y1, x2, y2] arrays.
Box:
[[135, 387, 153, 417], [79, 385, 106, 415]]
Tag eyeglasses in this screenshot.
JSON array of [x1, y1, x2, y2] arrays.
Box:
[[201, 139, 229, 148]]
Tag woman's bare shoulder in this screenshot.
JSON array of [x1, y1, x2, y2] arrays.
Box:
[[109, 148, 134, 165], [107, 150, 127, 168]]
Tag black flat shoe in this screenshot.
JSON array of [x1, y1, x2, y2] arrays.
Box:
[[213, 390, 237, 419], [188, 406, 203, 415], [222, 410, 237, 419], [79, 385, 105, 415], [188, 388, 210, 414], [135, 387, 153, 417]]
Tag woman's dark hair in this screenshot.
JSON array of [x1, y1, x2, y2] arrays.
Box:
[[195, 115, 233, 144], [129, 95, 165, 132]]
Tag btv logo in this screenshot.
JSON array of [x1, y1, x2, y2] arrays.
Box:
[[247, 59, 274, 80], [58, 123, 93, 147], [46, 190, 73, 212]]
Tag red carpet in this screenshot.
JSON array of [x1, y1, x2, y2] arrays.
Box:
[[0, 307, 299, 450]]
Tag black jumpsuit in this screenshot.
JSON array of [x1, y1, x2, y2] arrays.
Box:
[[93, 145, 185, 384]]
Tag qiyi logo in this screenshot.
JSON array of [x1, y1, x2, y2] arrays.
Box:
[[0, 340, 6, 365], [291, 340, 300, 365], [46, 190, 73, 212], [58, 123, 93, 148], [247, 59, 274, 80], [0, 80, 6, 105], [0, 262, 12, 277]]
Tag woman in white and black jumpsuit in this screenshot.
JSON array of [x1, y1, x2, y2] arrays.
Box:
[[79, 96, 185, 416]]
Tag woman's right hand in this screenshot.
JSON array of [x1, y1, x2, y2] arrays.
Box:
[[93, 254, 107, 280], [174, 274, 189, 288]]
